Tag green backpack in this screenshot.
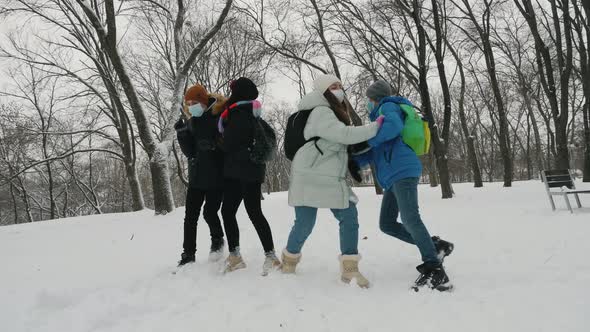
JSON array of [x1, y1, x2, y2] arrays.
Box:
[[380, 103, 431, 156]]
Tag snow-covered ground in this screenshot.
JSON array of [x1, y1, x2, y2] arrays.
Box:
[[1, 180, 589, 332]]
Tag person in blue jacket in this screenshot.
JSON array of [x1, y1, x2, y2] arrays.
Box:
[[355, 80, 455, 291]]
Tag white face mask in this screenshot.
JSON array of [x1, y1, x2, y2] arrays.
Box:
[[188, 104, 205, 117], [331, 89, 345, 103]]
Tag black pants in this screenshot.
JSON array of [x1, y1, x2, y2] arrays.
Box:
[[221, 178, 275, 253], [183, 187, 224, 254]]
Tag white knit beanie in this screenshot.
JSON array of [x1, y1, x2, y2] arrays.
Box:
[[313, 74, 341, 93]]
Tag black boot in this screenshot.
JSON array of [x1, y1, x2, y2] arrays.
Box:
[[432, 236, 454, 261], [412, 263, 452, 292], [208, 238, 225, 262], [178, 252, 196, 266]]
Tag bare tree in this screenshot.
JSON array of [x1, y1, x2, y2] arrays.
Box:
[[572, 0, 590, 181], [399, 0, 454, 198], [74, 0, 207, 214], [0, 0, 154, 211], [446, 39, 484, 187], [451, 0, 514, 187], [514, 0, 575, 170]]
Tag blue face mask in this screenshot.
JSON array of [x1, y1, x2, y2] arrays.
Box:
[[188, 104, 205, 117], [367, 100, 375, 112]]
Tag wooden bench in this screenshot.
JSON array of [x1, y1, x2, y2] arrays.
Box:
[[541, 169, 590, 213]]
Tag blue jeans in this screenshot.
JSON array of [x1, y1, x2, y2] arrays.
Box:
[[286, 204, 359, 255], [380, 177, 440, 265]]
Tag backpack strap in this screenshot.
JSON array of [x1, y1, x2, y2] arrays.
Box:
[[307, 137, 323, 155], [303, 108, 323, 155]]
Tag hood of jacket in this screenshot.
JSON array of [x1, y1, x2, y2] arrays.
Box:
[[297, 91, 331, 111], [369, 96, 413, 120], [209, 93, 227, 116]]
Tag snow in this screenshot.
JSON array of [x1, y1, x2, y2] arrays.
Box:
[[1, 181, 590, 332]]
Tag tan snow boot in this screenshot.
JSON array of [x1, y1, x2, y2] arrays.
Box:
[[339, 254, 370, 288], [281, 249, 301, 274], [223, 253, 246, 273]]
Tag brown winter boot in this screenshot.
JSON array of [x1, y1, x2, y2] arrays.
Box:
[[339, 254, 370, 288], [281, 249, 302, 274], [223, 252, 246, 273]]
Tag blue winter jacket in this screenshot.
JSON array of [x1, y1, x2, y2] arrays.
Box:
[[355, 96, 422, 190]]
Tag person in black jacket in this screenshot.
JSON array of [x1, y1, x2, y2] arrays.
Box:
[[217, 77, 280, 274], [175, 84, 226, 266]]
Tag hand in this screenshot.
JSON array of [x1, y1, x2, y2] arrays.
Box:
[[174, 118, 186, 130], [376, 115, 385, 127], [348, 158, 363, 183], [349, 142, 371, 156]]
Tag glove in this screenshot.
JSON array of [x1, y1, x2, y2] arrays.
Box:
[[348, 142, 371, 156], [376, 115, 385, 127], [348, 158, 363, 183], [174, 117, 187, 131]]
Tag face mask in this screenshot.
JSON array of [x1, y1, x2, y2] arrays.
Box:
[[367, 100, 375, 112], [188, 104, 205, 117], [331, 89, 345, 103]]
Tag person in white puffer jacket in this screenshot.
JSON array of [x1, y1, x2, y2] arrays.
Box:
[[281, 74, 384, 288]]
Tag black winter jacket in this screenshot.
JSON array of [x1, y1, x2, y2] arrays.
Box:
[[221, 103, 266, 183], [176, 97, 224, 189]]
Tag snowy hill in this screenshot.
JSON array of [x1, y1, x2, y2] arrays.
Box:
[[1, 181, 589, 332]]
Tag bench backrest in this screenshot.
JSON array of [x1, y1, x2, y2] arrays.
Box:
[[541, 169, 575, 190]]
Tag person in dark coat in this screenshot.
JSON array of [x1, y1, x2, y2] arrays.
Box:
[[217, 77, 280, 274], [175, 84, 226, 266]]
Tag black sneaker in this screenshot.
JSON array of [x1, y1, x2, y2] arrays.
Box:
[[432, 236, 454, 261], [177, 252, 196, 266], [412, 263, 452, 292]]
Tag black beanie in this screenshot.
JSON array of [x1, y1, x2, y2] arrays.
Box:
[[229, 77, 259, 102]]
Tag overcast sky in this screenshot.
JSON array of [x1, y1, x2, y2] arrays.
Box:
[[0, 5, 306, 114]]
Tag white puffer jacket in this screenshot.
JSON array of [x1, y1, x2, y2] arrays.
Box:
[[288, 91, 379, 209]]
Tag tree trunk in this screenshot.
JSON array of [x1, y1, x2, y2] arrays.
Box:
[[149, 158, 175, 215], [574, 1, 590, 181], [584, 112, 590, 181], [126, 164, 145, 211], [62, 184, 69, 218], [526, 112, 532, 180], [103, 76, 145, 211], [554, 120, 570, 169], [514, 0, 573, 170], [529, 106, 544, 173], [410, 0, 452, 198], [428, 149, 439, 187], [10, 183, 18, 224], [18, 177, 34, 223], [446, 37, 483, 187], [41, 121, 57, 219], [430, 0, 456, 194], [520, 88, 545, 174], [78, 0, 175, 214], [458, 0, 513, 186], [485, 46, 513, 187]]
